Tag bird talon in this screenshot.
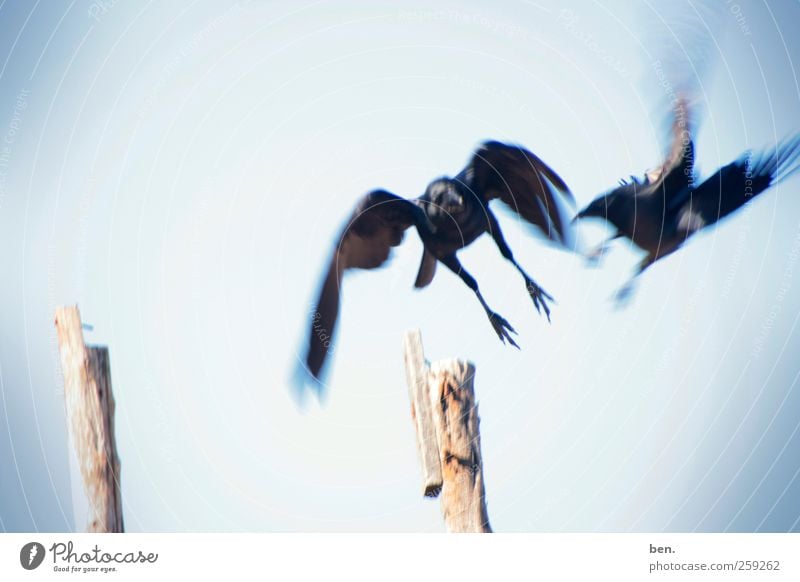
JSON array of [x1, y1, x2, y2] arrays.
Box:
[[586, 244, 611, 267], [526, 280, 554, 320], [487, 311, 518, 347], [611, 282, 636, 307]]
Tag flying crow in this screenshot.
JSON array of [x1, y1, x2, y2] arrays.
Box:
[[300, 141, 574, 386], [574, 99, 800, 299]]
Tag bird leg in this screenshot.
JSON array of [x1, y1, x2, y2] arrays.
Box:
[[613, 253, 656, 306], [487, 213, 554, 321], [519, 271, 553, 322], [586, 233, 622, 267], [612, 279, 637, 307], [440, 254, 519, 348]]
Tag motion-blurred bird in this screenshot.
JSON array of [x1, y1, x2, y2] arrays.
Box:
[[299, 141, 574, 388], [574, 99, 800, 300]]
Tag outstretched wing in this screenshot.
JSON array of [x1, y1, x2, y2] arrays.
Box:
[[676, 134, 800, 233], [645, 97, 696, 198], [303, 190, 419, 381], [461, 140, 574, 244], [660, 97, 695, 195]]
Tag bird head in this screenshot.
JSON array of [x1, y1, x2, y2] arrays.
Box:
[[573, 183, 633, 225], [424, 179, 465, 217], [574, 194, 611, 223]]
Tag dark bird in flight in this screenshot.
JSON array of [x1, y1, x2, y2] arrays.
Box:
[[574, 99, 800, 300], [300, 141, 574, 387]]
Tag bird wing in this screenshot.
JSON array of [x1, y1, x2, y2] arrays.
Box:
[[677, 134, 800, 233], [661, 97, 696, 195], [642, 97, 695, 200], [462, 140, 574, 244], [304, 190, 419, 380]]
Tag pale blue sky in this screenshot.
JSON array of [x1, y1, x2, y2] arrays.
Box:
[[1, 0, 800, 532]]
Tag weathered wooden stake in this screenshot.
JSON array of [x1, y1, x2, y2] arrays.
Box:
[[55, 306, 124, 533], [403, 330, 491, 533], [403, 330, 443, 497]]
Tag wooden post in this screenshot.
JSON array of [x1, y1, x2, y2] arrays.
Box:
[[403, 330, 491, 533], [403, 330, 443, 497], [55, 306, 124, 533]]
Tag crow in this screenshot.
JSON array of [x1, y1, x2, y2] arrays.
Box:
[[574, 99, 800, 300], [300, 141, 574, 387]]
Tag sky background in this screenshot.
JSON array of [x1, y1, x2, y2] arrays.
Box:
[[1, 0, 800, 532]]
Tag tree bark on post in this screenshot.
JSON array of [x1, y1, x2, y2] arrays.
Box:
[[403, 330, 491, 533], [55, 306, 124, 533]]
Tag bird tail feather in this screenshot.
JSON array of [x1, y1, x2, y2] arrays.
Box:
[[772, 133, 800, 185], [414, 248, 437, 289]]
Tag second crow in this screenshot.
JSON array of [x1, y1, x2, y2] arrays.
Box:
[[575, 99, 800, 299]]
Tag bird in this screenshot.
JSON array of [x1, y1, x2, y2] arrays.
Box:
[[574, 98, 800, 300], [299, 140, 575, 389]]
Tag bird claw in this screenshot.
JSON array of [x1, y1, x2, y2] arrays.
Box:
[[585, 244, 609, 268], [488, 311, 519, 349], [611, 282, 635, 308], [525, 280, 553, 322]]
